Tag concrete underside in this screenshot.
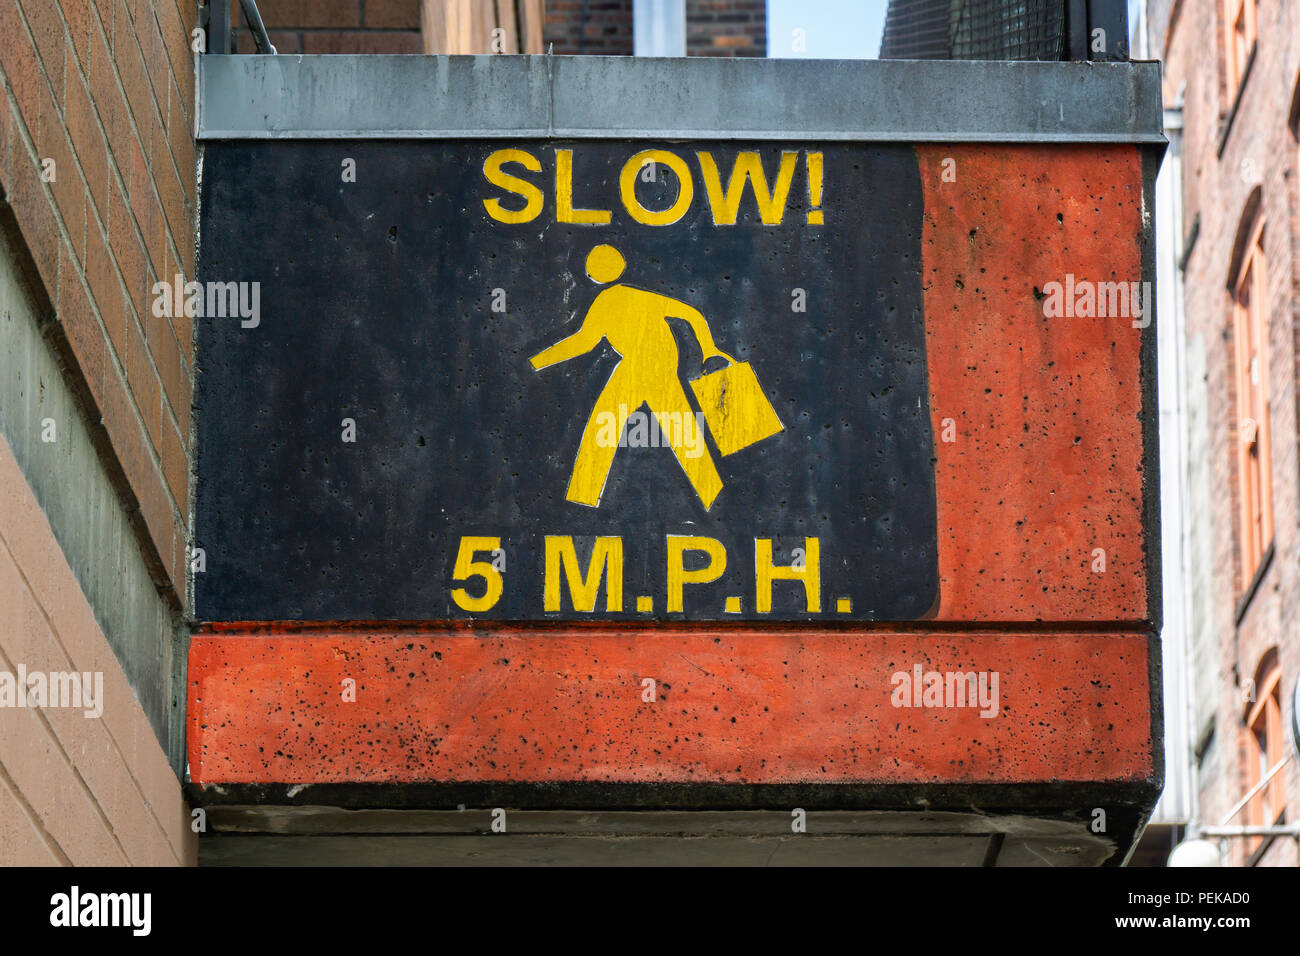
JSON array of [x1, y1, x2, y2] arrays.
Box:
[[198, 808, 1116, 866]]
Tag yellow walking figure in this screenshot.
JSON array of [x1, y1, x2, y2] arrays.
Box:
[[530, 244, 730, 509]]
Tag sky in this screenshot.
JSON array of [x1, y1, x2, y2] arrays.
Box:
[[766, 0, 889, 59]]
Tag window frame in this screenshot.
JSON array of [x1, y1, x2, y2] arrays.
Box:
[[1244, 663, 1284, 857], [1231, 217, 1272, 593], [1224, 0, 1258, 95]]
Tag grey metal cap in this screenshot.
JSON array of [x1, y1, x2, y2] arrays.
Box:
[[198, 54, 1165, 144]]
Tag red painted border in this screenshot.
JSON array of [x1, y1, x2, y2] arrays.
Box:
[[916, 145, 1148, 623], [188, 630, 1153, 786]]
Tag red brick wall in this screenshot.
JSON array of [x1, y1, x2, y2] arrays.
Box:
[[1159, 0, 1300, 866], [544, 0, 633, 56], [237, 0, 767, 57], [234, 0, 423, 54], [0, 0, 196, 603], [686, 0, 765, 57], [542, 1, 766, 57]]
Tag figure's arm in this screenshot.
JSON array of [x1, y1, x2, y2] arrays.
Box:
[[672, 302, 727, 362], [529, 313, 603, 370]]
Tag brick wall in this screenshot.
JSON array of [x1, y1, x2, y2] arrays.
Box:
[[239, 0, 769, 58], [686, 0, 764, 57], [0, 0, 194, 605], [545, 0, 633, 55], [234, 0, 423, 54], [543, 1, 766, 57], [1159, 0, 1300, 866], [0, 434, 195, 865], [238, 0, 769, 58], [0, 0, 196, 863]]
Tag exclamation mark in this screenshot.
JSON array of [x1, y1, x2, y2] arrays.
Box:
[[806, 152, 823, 225]]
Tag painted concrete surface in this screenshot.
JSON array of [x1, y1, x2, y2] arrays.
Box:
[[192, 144, 1154, 626], [917, 145, 1151, 624], [186, 57, 1161, 867], [188, 627, 1153, 786], [188, 146, 1158, 797]]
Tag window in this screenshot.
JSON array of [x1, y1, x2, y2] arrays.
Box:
[[1225, 0, 1258, 94], [1231, 219, 1272, 589], [1244, 658, 1285, 856]]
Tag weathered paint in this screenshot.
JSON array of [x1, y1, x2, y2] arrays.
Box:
[[188, 628, 1153, 785]]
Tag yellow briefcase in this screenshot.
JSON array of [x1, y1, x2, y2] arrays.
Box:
[[689, 357, 784, 456]]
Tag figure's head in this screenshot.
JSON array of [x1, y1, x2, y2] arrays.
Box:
[[585, 244, 626, 284]]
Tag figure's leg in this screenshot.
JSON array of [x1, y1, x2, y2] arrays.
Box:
[[651, 387, 723, 510], [566, 374, 634, 507]]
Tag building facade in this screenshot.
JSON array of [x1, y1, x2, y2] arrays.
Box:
[[231, 1, 765, 58], [0, 0, 198, 863], [1146, 0, 1299, 866]]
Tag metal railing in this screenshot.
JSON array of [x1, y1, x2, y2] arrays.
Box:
[[202, 0, 276, 55]]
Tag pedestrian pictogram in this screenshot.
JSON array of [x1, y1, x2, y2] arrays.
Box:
[[530, 244, 783, 510]]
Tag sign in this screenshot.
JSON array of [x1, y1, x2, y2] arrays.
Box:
[[197, 142, 938, 621], [189, 58, 1166, 863]]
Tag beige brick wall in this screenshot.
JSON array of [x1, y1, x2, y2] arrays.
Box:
[[0, 0, 195, 866], [0, 434, 195, 865]]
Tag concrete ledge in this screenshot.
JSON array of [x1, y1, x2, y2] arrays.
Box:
[[203, 805, 1115, 837], [200, 831, 1113, 866], [198, 55, 1166, 143], [0, 207, 186, 773]]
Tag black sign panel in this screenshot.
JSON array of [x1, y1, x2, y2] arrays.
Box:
[[196, 141, 937, 621]]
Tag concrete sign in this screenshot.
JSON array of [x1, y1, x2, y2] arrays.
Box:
[[188, 58, 1166, 863], [197, 142, 938, 621]]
